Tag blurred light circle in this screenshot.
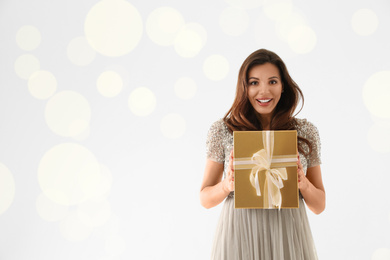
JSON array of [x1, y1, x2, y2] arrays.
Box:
[[219, 7, 250, 36], [276, 11, 306, 41], [70, 124, 91, 141], [146, 7, 185, 46], [94, 164, 113, 197], [97, 71, 123, 97], [94, 214, 120, 239], [263, 0, 293, 21], [174, 77, 197, 100], [0, 163, 15, 215], [160, 113, 186, 139], [174, 23, 206, 58], [78, 197, 111, 227], [28, 70, 57, 100], [36, 193, 69, 222], [38, 143, 101, 206], [367, 122, 390, 153], [45, 91, 91, 137], [59, 210, 93, 241], [225, 0, 264, 9], [287, 25, 317, 54], [371, 248, 390, 260], [203, 55, 230, 81], [84, 0, 143, 57], [14, 54, 40, 80], [67, 36, 96, 66], [351, 8, 378, 36], [128, 87, 156, 116], [363, 71, 390, 118], [16, 25, 41, 51]]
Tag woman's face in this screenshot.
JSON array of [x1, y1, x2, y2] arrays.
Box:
[[247, 63, 283, 120]]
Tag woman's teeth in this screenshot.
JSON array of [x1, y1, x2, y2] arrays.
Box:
[[257, 99, 272, 103]]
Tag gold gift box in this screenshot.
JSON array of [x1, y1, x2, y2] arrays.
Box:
[[233, 130, 298, 209]]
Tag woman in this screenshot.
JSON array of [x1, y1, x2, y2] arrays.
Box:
[[200, 49, 325, 260]]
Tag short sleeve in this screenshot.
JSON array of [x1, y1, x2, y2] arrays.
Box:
[[305, 121, 322, 168], [205, 120, 225, 163]]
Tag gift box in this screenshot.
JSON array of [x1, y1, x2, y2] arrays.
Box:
[[233, 130, 298, 209]]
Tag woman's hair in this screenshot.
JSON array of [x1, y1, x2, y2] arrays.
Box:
[[223, 49, 312, 155]]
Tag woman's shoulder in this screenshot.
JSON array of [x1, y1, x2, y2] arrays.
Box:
[[206, 118, 232, 144], [293, 118, 320, 137], [209, 118, 230, 133]]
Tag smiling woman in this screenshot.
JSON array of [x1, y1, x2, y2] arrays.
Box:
[[200, 49, 325, 260], [247, 63, 283, 128]]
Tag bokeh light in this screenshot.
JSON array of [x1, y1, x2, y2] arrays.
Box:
[[367, 122, 390, 153], [84, 0, 143, 57], [219, 7, 250, 36], [95, 214, 120, 239], [45, 91, 91, 137], [146, 7, 185, 46], [371, 248, 390, 260], [38, 143, 101, 206], [363, 71, 390, 118], [78, 197, 111, 227], [203, 54, 230, 81], [93, 164, 113, 198], [287, 25, 317, 54], [160, 113, 186, 139], [263, 0, 293, 22], [28, 70, 57, 100], [97, 71, 123, 97], [174, 77, 197, 100], [14, 54, 40, 80], [0, 163, 15, 215], [225, 0, 264, 10], [128, 87, 156, 116], [71, 125, 91, 142], [276, 10, 306, 41], [16, 25, 41, 51], [59, 210, 93, 241], [174, 23, 207, 58], [67, 36, 96, 66], [351, 8, 379, 36], [36, 193, 69, 222]]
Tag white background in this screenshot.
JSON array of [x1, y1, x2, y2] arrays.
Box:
[[1, 0, 390, 259]]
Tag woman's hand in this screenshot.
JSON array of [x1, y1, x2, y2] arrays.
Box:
[[222, 149, 235, 192], [296, 153, 326, 214], [297, 154, 309, 191]]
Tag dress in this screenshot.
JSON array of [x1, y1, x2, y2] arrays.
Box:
[[206, 118, 322, 260]]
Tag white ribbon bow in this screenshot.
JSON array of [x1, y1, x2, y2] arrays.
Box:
[[249, 131, 288, 209]]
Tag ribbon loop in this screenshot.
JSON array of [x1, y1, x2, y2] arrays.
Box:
[[247, 131, 289, 209]]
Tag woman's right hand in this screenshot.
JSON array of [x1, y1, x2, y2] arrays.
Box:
[[223, 149, 235, 192]]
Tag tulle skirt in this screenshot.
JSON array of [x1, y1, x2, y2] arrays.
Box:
[[211, 195, 318, 260]]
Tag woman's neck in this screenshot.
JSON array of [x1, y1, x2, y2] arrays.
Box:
[[256, 114, 271, 130]]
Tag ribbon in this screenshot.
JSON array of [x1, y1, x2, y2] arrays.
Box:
[[234, 131, 297, 209]]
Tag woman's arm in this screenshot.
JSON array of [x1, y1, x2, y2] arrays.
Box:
[[200, 151, 234, 209], [298, 161, 326, 214]]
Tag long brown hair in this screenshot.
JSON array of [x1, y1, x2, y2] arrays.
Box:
[[223, 49, 312, 155]]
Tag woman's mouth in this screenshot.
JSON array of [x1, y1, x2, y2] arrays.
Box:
[[256, 98, 273, 105]]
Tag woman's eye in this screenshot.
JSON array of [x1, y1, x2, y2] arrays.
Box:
[[249, 81, 258, 85], [270, 80, 277, 85]]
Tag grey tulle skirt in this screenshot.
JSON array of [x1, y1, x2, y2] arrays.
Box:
[[211, 195, 318, 260]]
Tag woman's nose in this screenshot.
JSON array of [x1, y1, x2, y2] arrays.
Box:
[[257, 82, 268, 94]]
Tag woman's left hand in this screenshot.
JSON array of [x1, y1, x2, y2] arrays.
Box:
[[297, 154, 309, 191]]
